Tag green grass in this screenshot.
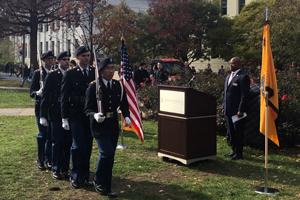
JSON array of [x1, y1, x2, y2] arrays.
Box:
[[0, 117, 299, 200], [0, 79, 30, 88], [0, 89, 34, 108]]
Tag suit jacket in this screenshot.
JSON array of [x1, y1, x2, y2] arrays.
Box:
[[29, 67, 48, 116], [223, 69, 250, 117], [84, 79, 130, 138], [40, 68, 64, 121], [61, 65, 95, 119]]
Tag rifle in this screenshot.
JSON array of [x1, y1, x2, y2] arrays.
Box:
[[93, 48, 103, 114], [37, 48, 43, 89]]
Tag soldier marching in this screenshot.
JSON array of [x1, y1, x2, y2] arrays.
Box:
[[30, 46, 130, 198]]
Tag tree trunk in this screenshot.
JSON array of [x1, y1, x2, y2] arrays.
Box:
[[30, 1, 38, 69]]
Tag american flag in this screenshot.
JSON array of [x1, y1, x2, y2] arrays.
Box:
[[120, 39, 144, 142]]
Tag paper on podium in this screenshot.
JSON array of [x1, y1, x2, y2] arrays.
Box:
[[231, 113, 247, 123]]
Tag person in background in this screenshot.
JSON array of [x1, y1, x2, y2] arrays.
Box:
[[134, 62, 150, 88], [69, 60, 77, 68], [218, 65, 225, 77]]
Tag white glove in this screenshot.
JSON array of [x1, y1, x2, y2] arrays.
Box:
[[94, 113, 105, 123], [125, 117, 131, 126], [36, 88, 43, 97], [39, 117, 48, 127], [62, 118, 70, 130]]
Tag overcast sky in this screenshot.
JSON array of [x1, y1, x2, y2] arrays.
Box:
[[107, 0, 150, 12]]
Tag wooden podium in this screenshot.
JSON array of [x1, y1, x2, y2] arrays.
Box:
[[158, 85, 216, 165]]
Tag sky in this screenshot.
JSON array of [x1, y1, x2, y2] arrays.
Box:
[[107, 0, 150, 12]]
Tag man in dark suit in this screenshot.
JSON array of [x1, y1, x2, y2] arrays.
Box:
[[223, 57, 250, 160], [40, 51, 72, 179], [85, 58, 131, 198], [30, 50, 55, 170], [61, 46, 95, 188], [134, 62, 149, 88]]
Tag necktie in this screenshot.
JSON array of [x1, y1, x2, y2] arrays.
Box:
[[107, 81, 111, 90], [83, 69, 88, 79]]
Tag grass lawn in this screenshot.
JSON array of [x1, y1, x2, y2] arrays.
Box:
[[0, 89, 34, 108], [0, 79, 30, 88], [0, 116, 299, 200]]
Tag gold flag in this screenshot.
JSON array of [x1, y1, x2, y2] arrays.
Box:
[[260, 23, 279, 146]]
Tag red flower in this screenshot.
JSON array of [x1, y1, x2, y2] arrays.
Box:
[[281, 94, 287, 101]]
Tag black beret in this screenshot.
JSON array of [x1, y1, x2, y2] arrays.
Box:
[[75, 46, 89, 56], [41, 51, 54, 60], [99, 57, 113, 71], [57, 51, 70, 60]]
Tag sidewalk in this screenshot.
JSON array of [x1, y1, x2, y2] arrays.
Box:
[[0, 86, 29, 91], [0, 108, 34, 116]]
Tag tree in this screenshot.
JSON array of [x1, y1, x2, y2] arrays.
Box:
[[233, 0, 300, 67], [0, 0, 67, 68], [146, 0, 228, 62], [67, 0, 107, 62], [94, 1, 143, 63], [0, 38, 15, 64]]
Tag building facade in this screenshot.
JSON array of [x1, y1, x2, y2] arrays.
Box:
[[221, 0, 255, 17]]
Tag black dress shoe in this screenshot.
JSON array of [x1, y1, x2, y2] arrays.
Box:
[[94, 183, 105, 193], [225, 152, 236, 157], [83, 179, 93, 187], [231, 154, 244, 160], [37, 163, 46, 171], [46, 162, 52, 170], [52, 172, 62, 180], [106, 192, 118, 198], [61, 172, 69, 180], [70, 178, 81, 189]]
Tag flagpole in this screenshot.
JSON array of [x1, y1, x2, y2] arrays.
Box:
[[117, 104, 126, 150], [264, 91, 269, 193], [255, 7, 279, 195]]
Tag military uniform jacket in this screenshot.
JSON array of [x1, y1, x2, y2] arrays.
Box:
[[30, 67, 47, 116], [61, 65, 95, 119], [84, 79, 130, 138], [40, 68, 64, 121]]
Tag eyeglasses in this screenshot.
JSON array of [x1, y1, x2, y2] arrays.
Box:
[[80, 54, 90, 57], [62, 58, 70, 61]]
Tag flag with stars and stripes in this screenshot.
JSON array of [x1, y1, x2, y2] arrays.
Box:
[[120, 39, 144, 143]]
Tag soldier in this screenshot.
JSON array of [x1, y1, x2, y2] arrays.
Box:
[[30, 50, 55, 170], [85, 58, 131, 198], [40, 51, 72, 179], [61, 46, 95, 188]]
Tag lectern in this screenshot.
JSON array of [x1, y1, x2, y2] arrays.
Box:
[[158, 85, 216, 165]]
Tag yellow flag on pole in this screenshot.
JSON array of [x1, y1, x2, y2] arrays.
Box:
[[260, 23, 279, 146]]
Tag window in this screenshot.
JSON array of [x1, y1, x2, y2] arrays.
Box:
[[67, 39, 71, 52], [239, 0, 245, 13], [57, 41, 60, 55], [38, 24, 43, 32], [221, 0, 227, 15], [51, 41, 55, 52], [45, 23, 49, 32], [40, 42, 43, 55], [56, 21, 60, 30], [51, 22, 55, 31], [45, 41, 49, 51], [67, 20, 71, 28]]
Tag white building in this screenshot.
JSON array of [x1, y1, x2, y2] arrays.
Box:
[[11, 21, 83, 65], [11, 0, 150, 66], [221, 0, 255, 17]]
